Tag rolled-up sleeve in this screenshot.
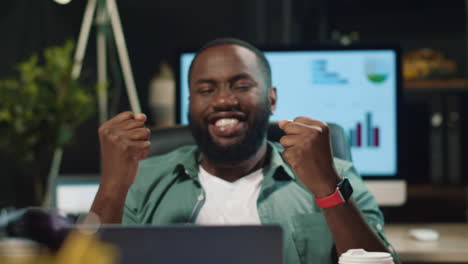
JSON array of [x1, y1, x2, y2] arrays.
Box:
[[338, 160, 401, 263]]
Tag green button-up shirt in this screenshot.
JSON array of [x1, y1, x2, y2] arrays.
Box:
[[123, 141, 398, 264]]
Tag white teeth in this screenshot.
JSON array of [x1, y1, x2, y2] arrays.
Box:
[[215, 118, 239, 127]]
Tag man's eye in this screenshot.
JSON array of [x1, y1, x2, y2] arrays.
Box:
[[233, 83, 253, 90], [198, 88, 213, 94]]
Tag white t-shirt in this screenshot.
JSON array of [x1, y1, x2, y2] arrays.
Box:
[[195, 165, 264, 225]]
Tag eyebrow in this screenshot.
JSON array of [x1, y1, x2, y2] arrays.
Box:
[[194, 78, 217, 86], [228, 73, 255, 84], [193, 73, 256, 86]]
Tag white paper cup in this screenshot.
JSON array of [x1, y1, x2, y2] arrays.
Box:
[[339, 249, 394, 264], [0, 238, 46, 264]]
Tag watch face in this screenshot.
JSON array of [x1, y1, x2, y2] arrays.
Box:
[[338, 178, 353, 201]]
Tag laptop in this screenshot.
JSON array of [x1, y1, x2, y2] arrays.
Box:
[[96, 225, 283, 264]]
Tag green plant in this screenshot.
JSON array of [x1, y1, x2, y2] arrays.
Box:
[[0, 40, 96, 204]]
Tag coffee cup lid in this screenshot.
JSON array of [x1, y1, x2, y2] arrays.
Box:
[[339, 249, 393, 263], [0, 238, 42, 256]]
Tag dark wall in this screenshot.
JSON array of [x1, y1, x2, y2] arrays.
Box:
[[298, 0, 466, 73], [1, 0, 467, 207]]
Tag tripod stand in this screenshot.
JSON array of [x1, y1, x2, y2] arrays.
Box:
[[43, 0, 141, 207], [72, 0, 141, 122]]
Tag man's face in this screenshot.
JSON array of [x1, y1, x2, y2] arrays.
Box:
[[188, 44, 276, 163]]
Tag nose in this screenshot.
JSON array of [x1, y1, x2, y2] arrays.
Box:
[[212, 87, 239, 111]]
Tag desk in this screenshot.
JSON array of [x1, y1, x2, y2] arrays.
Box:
[[386, 223, 468, 263]]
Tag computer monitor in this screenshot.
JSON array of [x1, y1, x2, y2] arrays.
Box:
[[53, 175, 100, 215], [178, 45, 406, 206]]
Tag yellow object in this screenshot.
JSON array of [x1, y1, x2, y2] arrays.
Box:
[[55, 229, 119, 264], [0, 229, 118, 264], [403, 48, 457, 80]]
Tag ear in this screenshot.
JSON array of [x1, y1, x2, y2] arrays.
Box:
[[268, 87, 277, 113]]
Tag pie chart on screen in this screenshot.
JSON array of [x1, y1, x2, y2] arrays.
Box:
[[365, 58, 390, 83]]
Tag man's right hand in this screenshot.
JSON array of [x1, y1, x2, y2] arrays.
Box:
[[90, 111, 151, 224], [98, 111, 151, 190]]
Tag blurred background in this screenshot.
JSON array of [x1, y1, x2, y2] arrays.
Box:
[[0, 0, 467, 223]]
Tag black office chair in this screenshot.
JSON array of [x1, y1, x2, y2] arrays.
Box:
[[149, 123, 352, 162]]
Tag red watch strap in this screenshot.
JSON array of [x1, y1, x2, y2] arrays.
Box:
[[314, 188, 345, 209]]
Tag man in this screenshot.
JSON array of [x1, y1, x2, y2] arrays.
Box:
[[90, 38, 399, 263]]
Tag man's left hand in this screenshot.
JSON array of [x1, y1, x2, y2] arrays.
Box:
[[278, 116, 341, 198]]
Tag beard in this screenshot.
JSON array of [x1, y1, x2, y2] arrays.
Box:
[[188, 104, 271, 163]]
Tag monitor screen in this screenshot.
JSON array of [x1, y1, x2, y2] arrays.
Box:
[[178, 47, 399, 179], [54, 176, 100, 214]]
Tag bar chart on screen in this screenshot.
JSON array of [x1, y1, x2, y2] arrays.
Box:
[[349, 112, 381, 148]]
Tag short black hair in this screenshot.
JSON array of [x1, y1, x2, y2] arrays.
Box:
[[188, 37, 272, 88]]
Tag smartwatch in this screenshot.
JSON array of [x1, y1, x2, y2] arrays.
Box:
[[314, 178, 353, 209]]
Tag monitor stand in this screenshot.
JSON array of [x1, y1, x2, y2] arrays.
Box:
[[364, 180, 407, 206]]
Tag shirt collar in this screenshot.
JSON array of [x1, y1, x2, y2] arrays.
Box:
[[172, 146, 201, 180], [264, 141, 296, 181]]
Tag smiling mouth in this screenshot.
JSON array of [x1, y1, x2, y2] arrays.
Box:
[[215, 118, 239, 127], [208, 116, 247, 138]]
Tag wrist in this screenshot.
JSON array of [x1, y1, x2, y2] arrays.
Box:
[[100, 161, 139, 191], [314, 178, 353, 209], [313, 182, 339, 198], [98, 181, 132, 195], [309, 173, 341, 198], [90, 188, 127, 224]]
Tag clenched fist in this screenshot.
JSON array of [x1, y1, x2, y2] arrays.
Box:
[[98, 111, 151, 190], [278, 117, 341, 198]]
